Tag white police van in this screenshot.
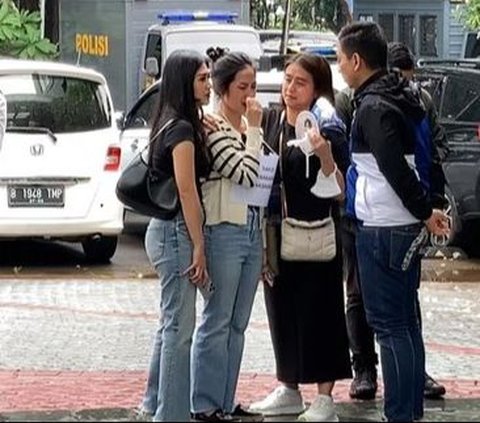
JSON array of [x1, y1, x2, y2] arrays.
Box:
[[139, 11, 263, 94]]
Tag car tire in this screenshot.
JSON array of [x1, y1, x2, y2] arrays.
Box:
[[458, 220, 480, 258], [429, 186, 460, 249], [82, 235, 118, 263]]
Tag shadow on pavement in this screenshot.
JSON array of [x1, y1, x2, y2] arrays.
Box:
[[1, 399, 479, 422]]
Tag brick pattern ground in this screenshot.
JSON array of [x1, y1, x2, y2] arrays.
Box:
[[0, 279, 479, 413], [0, 370, 479, 413]]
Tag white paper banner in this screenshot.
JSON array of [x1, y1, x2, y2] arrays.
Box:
[[230, 152, 279, 207]]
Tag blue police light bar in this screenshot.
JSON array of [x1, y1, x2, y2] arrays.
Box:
[[158, 11, 239, 24], [301, 45, 337, 56]]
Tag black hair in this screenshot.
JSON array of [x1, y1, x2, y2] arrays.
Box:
[[387, 41, 415, 71], [284, 53, 335, 107], [206, 47, 254, 97], [338, 21, 387, 71], [150, 49, 208, 145]]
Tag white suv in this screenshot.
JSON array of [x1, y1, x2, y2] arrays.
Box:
[[0, 59, 123, 263]]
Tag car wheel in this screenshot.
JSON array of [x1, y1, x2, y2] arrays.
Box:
[[82, 235, 118, 264], [458, 220, 480, 258], [429, 186, 460, 249]]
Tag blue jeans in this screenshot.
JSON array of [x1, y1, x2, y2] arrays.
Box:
[[142, 215, 197, 422], [191, 208, 263, 414], [356, 224, 425, 422]]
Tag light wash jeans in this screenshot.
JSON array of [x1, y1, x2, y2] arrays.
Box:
[[142, 215, 197, 422], [191, 208, 263, 414]]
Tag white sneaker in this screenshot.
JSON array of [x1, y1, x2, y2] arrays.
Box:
[[297, 395, 339, 422], [248, 385, 306, 416]]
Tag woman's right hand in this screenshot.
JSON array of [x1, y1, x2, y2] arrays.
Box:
[[261, 263, 275, 287], [202, 113, 219, 133], [261, 248, 275, 287], [245, 97, 263, 128], [183, 245, 209, 287]]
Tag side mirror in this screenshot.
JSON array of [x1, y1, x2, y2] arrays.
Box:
[[114, 110, 126, 130], [146, 57, 160, 78]]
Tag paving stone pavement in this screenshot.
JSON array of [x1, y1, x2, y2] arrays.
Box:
[[0, 277, 479, 421]]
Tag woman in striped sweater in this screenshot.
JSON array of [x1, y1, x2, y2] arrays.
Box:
[[191, 49, 265, 421]]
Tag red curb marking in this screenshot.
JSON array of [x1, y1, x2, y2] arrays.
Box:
[[425, 342, 480, 356], [0, 370, 479, 412]]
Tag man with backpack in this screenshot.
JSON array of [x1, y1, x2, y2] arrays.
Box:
[[337, 22, 449, 421]]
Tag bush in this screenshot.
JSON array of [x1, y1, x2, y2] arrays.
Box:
[[456, 0, 480, 31], [0, 0, 57, 59]]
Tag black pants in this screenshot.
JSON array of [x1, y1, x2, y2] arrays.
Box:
[[341, 216, 377, 370]]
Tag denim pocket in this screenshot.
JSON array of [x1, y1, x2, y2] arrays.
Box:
[[145, 220, 167, 265], [389, 228, 420, 271]]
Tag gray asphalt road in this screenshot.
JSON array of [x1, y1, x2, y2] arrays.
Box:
[[0, 212, 152, 279], [1, 211, 479, 282]]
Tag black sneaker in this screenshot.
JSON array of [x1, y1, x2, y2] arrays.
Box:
[[424, 373, 446, 399], [349, 367, 378, 400], [191, 409, 239, 422], [229, 404, 264, 422]]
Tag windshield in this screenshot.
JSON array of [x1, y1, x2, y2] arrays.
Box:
[[165, 30, 263, 60], [0, 73, 111, 133]]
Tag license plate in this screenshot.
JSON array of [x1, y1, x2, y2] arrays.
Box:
[[7, 185, 65, 207]]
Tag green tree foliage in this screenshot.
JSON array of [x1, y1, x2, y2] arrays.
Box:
[[456, 0, 480, 31], [250, 0, 351, 33], [0, 0, 57, 59]]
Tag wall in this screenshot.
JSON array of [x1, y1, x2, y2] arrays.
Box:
[[59, 0, 127, 110], [354, 0, 446, 58], [448, 2, 467, 57], [58, 0, 249, 111]]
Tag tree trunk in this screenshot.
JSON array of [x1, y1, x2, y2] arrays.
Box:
[[15, 0, 39, 12]]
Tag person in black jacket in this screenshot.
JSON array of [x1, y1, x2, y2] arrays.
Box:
[[335, 41, 450, 401], [337, 22, 449, 422], [387, 41, 448, 399]]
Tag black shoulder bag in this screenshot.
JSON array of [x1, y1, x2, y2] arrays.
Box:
[[116, 119, 180, 219]]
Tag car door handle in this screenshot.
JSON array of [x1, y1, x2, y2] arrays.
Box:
[[130, 139, 139, 152]]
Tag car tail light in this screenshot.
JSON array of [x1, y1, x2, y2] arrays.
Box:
[[104, 146, 121, 171]]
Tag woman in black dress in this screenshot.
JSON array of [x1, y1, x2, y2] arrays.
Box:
[[249, 53, 352, 422]]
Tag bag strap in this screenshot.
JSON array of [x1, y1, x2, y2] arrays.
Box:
[[278, 111, 289, 218], [144, 118, 175, 167]]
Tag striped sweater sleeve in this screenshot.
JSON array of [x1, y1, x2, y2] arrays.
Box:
[[207, 126, 263, 188]]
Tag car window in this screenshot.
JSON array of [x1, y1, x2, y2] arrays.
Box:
[[415, 72, 444, 112], [144, 33, 162, 75], [442, 74, 480, 123], [125, 88, 158, 129], [0, 73, 111, 133]]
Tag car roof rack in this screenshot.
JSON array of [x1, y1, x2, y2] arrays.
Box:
[[417, 58, 480, 69]]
